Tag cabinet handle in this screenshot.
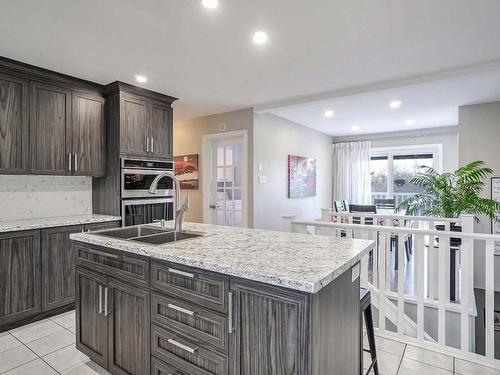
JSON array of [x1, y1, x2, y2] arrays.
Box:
[[228, 291, 234, 333], [98, 285, 103, 314], [150, 137, 154, 153], [73, 154, 78, 172], [167, 338, 198, 354], [168, 268, 196, 278], [146, 137, 150, 152], [167, 303, 196, 316], [104, 287, 111, 316], [68, 153, 72, 172]]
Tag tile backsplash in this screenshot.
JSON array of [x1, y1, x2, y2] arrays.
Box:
[[0, 175, 92, 220]]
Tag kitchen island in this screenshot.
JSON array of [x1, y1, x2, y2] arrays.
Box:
[[70, 222, 374, 375]]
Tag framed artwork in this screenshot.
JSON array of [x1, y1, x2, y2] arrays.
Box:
[[491, 177, 500, 254], [174, 154, 199, 189], [288, 155, 316, 199]]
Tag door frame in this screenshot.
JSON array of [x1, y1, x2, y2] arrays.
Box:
[[202, 130, 248, 227]]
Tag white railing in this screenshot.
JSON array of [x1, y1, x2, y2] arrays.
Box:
[[283, 212, 500, 360]]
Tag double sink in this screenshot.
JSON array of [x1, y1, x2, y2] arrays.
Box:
[[95, 225, 205, 245]]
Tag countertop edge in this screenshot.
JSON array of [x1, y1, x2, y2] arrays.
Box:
[[0, 215, 122, 233], [70, 231, 374, 294]]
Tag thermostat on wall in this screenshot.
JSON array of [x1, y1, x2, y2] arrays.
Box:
[[219, 122, 226, 131]]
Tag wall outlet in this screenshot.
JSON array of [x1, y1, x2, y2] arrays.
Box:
[[258, 175, 268, 184]]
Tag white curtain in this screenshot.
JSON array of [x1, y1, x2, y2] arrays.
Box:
[[332, 141, 372, 204]]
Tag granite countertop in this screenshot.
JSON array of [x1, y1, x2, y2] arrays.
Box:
[[0, 214, 122, 233], [70, 222, 374, 294]]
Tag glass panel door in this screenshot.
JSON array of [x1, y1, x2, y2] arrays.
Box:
[[212, 138, 244, 227]]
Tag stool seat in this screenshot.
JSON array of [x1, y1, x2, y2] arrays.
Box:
[[360, 288, 379, 375]]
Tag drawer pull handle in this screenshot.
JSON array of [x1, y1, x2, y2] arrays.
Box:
[[98, 285, 103, 314], [167, 303, 196, 316], [168, 268, 196, 278], [88, 248, 120, 259], [167, 338, 198, 354]]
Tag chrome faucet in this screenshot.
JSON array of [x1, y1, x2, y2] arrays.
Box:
[[148, 171, 189, 232]]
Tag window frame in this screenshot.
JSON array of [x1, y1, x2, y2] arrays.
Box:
[[369, 143, 443, 199]]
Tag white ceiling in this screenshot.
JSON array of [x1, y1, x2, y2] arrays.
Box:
[[266, 69, 500, 136], [1, 0, 500, 121]]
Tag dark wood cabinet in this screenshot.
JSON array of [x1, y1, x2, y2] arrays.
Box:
[[71, 90, 106, 176], [120, 94, 149, 157], [229, 280, 309, 375], [76, 256, 150, 375], [41, 225, 84, 311], [0, 230, 41, 327], [149, 102, 173, 159], [75, 267, 108, 367], [30, 81, 72, 175], [0, 73, 29, 174], [108, 278, 150, 375]]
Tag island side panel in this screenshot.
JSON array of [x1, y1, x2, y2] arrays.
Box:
[[229, 277, 311, 375], [310, 264, 361, 375]]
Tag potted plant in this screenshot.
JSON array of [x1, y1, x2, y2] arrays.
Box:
[[396, 161, 500, 246]]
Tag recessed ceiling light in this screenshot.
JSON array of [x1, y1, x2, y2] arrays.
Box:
[[134, 74, 147, 83], [324, 110, 334, 118], [405, 119, 415, 126], [253, 31, 268, 44], [351, 125, 360, 131], [202, 0, 218, 9], [389, 100, 402, 109]]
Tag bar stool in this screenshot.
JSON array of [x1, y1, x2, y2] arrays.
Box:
[[360, 288, 379, 375]]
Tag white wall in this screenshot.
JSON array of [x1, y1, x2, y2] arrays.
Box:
[[0, 175, 92, 221], [253, 113, 333, 231], [458, 102, 500, 291], [174, 108, 254, 225], [333, 126, 458, 172]]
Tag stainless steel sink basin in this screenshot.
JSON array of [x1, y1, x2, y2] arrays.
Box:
[[130, 231, 204, 245], [96, 225, 169, 239], [94, 225, 206, 245]]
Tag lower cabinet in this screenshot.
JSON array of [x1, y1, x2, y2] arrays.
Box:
[[0, 230, 41, 328], [42, 225, 84, 310], [229, 280, 309, 375], [75, 266, 150, 375]]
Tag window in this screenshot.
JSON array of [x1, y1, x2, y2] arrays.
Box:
[[369, 145, 442, 206]]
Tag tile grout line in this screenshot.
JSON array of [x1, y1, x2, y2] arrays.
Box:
[[0, 357, 39, 375]]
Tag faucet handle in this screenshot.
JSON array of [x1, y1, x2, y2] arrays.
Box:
[[181, 195, 190, 211]]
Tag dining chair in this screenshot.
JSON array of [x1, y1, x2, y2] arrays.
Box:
[[349, 204, 377, 225], [374, 198, 396, 209]]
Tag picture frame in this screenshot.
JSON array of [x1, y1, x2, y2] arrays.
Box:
[[174, 154, 199, 189]]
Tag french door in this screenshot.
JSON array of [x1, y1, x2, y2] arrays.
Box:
[[205, 135, 246, 227]]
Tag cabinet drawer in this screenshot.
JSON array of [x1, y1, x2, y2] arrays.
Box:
[[151, 261, 228, 313], [152, 324, 228, 375], [151, 356, 191, 375], [152, 293, 228, 352], [75, 243, 149, 287]]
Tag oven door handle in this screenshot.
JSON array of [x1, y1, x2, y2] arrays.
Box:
[[122, 198, 174, 206], [121, 168, 173, 175]]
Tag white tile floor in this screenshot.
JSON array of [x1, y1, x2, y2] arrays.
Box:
[[1, 310, 499, 375]]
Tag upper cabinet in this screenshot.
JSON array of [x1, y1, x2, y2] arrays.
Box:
[[0, 73, 29, 173], [107, 82, 177, 160], [30, 81, 72, 175], [71, 90, 106, 176]]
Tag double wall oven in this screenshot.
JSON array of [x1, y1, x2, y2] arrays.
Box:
[[121, 158, 174, 226]]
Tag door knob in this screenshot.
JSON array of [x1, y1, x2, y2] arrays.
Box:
[[209, 204, 216, 209]]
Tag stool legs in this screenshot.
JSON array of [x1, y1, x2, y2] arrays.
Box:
[[363, 304, 379, 375]]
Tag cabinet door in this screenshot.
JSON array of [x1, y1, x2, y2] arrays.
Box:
[[149, 102, 172, 159], [75, 267, 108, 368], [72, 91, 106, 176], [41, 225, 84, 311], [30, 81, 71, 174], [0, 231, 41, 328], [230, 281, 309, 375], [120, 94, 148, 157], [0, 73, 29, 173], [108, 278, 150, 375]]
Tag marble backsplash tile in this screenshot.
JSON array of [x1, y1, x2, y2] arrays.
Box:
[[0, 175, 92, 221]]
